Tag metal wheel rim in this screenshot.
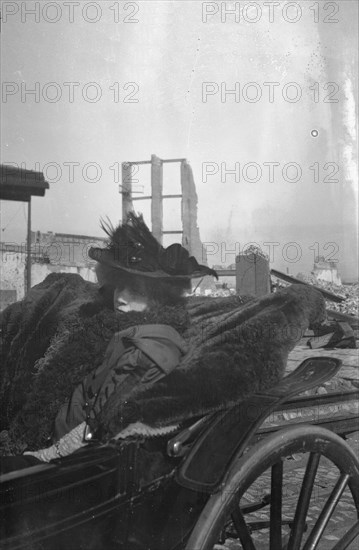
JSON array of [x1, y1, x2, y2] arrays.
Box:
[[186, 425, 359, 550]]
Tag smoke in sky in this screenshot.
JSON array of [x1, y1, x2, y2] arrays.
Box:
[[1, 1, 357, 280]]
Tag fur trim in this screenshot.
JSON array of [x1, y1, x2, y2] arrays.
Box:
[[0, 274, 325, 454], [0, 273, 189, 452], [98, 285, 326, 437]]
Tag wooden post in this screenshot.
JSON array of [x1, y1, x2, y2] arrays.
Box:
[[236, 252, 270, 297], [26, 198, 31, 293], [151, 154, 163, 243], [181, 160, 191, 251], [121, 162, 134, 222]]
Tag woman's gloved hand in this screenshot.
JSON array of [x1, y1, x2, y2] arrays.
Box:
[[24, 422, 87, 462]]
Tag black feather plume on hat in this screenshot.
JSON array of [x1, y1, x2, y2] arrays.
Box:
[[88, 212, 218, 280]]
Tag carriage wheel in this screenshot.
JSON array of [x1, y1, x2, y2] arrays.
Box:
[[185, 425, 359, 550]]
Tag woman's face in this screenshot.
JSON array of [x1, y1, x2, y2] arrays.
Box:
[[113, 287, 148, 313]]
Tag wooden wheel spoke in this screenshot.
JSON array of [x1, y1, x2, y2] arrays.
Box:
[[185, 426, 359, 550], [288, 452, 321, 550], [302, 473, 350, 550], [332, 519, 359, 550], [270, 460, 283, 550], [231, 506, 257, 550]]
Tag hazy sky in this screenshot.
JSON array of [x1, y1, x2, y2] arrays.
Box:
[[1, 1, 358, 280]]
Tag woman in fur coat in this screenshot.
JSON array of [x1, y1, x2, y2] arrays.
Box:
[[0, 213, 326, 464]]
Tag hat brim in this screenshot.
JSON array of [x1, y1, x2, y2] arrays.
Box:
[[88, 247, 209, 279]]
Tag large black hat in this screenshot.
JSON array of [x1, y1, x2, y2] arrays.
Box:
[[88, 212, 218, 280]]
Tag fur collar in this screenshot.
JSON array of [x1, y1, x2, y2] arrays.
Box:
[[0, 274, 325, 453]]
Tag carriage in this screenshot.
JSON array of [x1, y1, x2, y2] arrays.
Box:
[[1, 356, 358, 550]]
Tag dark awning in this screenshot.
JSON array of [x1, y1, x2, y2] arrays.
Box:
[[0, 165, 49, 202]]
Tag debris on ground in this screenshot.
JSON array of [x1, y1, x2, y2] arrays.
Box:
[[273, 275, 358, 320], [307, 321, 357, 349]]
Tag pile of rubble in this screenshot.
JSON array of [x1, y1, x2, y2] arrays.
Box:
[[197, 272, 358, 320], [296, 275, 358, 318], [192, 288, 236, 298]]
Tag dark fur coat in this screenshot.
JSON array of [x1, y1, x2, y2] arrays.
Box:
[[0, 273, 326, 454]]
